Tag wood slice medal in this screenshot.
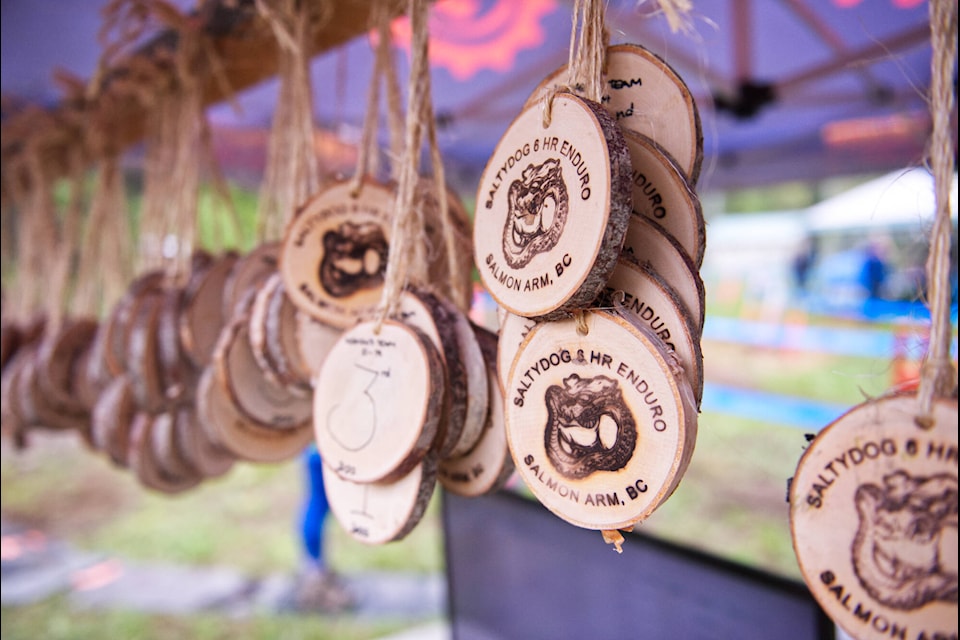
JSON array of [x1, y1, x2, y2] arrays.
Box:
[[496, 311, 541, 395], [600, 258, 704, 405], [621, 130, 706, 268], [323, 454, 439, 545], [393, 289, 466, 458], [294, 311, 341, 381], [313, 319, 445, 484], [439, 325, 515, 497], [197, 365, 313, 464], [173, 404, 235, 479], [790, 392, 958, 640], [527, 44, 703, 185], [623, 213, 705, 332], [222, 243, 279, 321], [214, 315, 312, 431], [180, 251, 238, 369], [505, 311, 698, 531], [474, 93, 632, 319], [280, 179, 394, 329]]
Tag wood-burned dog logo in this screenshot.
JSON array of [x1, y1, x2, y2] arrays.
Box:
[[851, 470, 958, 610], [502, 158, 569, 268], [320, 221, 388, 298], [544, 374, 636, 480]]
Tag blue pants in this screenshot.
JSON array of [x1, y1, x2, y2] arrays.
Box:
[[300, 446, 329, 566]]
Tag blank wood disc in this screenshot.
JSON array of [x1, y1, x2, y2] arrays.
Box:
[[504, 311, 698, 531], [622, 130, 705, 268], [323, 453, 439, 545], [197, 365, 313, 464], [527, 44, 703, 185], [280, 179, 394, 329], [474, 92, 632, 319], [601, 258, 703, 405], [313, 319, 445, 484], [248, 273, 311, 396], [439, 325, 515, 497], [790, 392, 958, 640]]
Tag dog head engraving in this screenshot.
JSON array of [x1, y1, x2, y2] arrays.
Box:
[[852, 470, 958, 610], [502, 159, 569, 268], [544, 374, 636, 480], [320, 222, 388, 298]]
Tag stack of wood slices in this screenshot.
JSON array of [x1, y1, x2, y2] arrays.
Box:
[[474, 44, 706, 541], [283, 178, 513, 545]]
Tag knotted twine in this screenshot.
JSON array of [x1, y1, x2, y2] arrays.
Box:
[[375, 0, 470, 324], [915, 0, 958, 426], [349, 0, 405, 196], [255, 0, 326, 243]]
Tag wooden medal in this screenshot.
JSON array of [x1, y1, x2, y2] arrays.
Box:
[[103, 270, 165, 379], [600, 257, 704, 405], [439, 324, 515, 497], [196, 365, 313, 464], [222, 242, 280, 322], [247, 273, 311, 396], [504, 311, 698, 531], [294, 310, 341, 382], [156, 286, 198, 407], [213, 315, 312, 431], [128, 411, 201, 494], [90, 374, 138, 467], [474, 92, 632, 319], [179, 251, 238, 369], [150, 408, 199, 482], [393, 287, 488, 459], [496, 311, 541, 395], [172, 404, 235, 479], [313, 319, 445, 484], [32, 318, 98, 432], [790, 392, 958, 640], [322, 453, 439, 545], [528, 44, 703, 185], [280, 179, 394, 329], [622, 214, 705, 333], [393, 288, 465, 458], [621, 130, 706, 268], [126, 292, 168, 414]]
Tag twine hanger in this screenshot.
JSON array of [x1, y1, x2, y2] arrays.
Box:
[[349, 0, 404, 196], [375, 0, 469, 325], [256, 0, 327, 243], [915, 0, 958, 426]]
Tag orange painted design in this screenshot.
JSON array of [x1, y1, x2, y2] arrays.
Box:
[[390, 0, 557, 80]]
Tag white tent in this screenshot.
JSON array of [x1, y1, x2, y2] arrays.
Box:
[[807, 168, 958, 233]]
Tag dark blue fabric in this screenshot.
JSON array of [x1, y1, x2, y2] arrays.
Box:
[[300, 445, 328, 565]]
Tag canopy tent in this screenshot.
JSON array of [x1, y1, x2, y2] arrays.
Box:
[[806, 166, 959, 232], [2, 0, 953, 194]]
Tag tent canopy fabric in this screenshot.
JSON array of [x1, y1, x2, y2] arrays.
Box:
[[807, 167, 959, 232], [1, 0, 954, 193]]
